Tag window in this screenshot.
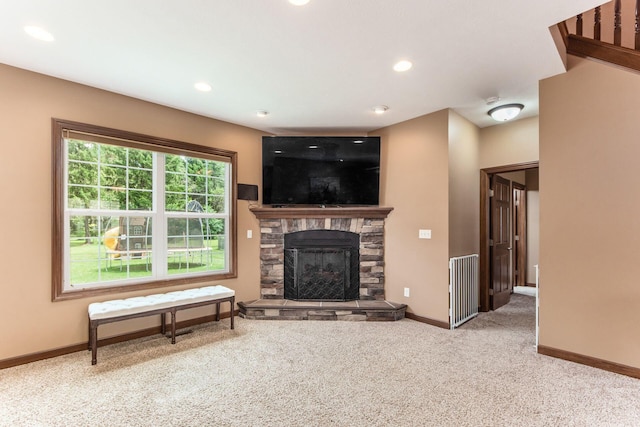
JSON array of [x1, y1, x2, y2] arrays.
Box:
[[52, 119, 238, 300]]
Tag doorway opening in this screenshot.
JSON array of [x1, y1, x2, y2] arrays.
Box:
[[479, 161, 539, 312]]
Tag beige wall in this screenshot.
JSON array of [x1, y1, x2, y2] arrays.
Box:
[[539, 56, 640, 368], [448, 111, 480, 257], [479, 115, 539, 169], [374, 110, 450, 323], [0, 64, 264, 360]]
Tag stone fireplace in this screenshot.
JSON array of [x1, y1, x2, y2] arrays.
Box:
[[238, 206, 406, 321], [255, 207, 393, 301]]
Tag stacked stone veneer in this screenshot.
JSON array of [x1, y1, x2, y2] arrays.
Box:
[[259, 217, 386, 300]]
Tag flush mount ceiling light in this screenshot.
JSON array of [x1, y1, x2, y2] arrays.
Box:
[[488, 103, 524, 122], [289, 0, 310, 5], [194, 82, 212, 92], [256, 110, 269, 117], [393, 60, 413, 72], [373, 105, 389, 114], [24, 25, 54, 42]]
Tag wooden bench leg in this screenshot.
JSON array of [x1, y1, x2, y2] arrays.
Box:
[[215, 302, 221, 321], [170, 308, 177, 344], [90, 320, 98, 365], [160, 312, 167, 335], [230, 296, 235, 330]]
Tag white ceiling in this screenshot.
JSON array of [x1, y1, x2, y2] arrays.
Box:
[[1, 0, 602, 135]]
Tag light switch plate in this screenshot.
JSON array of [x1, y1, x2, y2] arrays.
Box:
[[247, 230, 253, 239], [419, 229, 431, 239]]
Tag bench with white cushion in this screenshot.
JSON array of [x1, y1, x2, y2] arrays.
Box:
[[88, 285, 235, 365]]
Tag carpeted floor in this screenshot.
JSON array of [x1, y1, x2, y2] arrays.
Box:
[[1, 294, 639, 426]]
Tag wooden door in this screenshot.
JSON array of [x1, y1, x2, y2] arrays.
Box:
[[490, 175, 512, 310], [513, 183, 527, 288]]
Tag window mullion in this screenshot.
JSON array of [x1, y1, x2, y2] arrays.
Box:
[[154, 153, 167, 277], [125, 147, 130, 210]]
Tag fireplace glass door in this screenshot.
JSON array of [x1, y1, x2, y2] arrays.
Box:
[[285, 248, 359, 301]]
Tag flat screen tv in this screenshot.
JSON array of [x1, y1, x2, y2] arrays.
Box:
[[262, 136, 380, 206]]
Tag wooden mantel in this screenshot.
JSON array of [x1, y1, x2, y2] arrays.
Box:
[[249, 206, 393, 219]]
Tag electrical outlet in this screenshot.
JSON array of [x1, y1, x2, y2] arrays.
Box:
[[419, 229, 431, 239], [247, 230, 253, 239], [404, 287, 410, 297]]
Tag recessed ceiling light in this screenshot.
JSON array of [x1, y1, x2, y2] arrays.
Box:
[[256, 110, 269, 117], [393, 60, 412, 72], [373, 105, 389, 114], [24, 25, 54, 42], [194, 82, 212, 92], [289, 0, 310, 5]]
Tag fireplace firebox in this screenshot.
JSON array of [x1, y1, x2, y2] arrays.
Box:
[[284, 230, 359, 301]]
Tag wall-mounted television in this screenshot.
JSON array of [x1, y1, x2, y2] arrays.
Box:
[[262, 136, 380, 206]]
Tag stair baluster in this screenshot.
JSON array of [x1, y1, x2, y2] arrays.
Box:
[[615, 0, 622, 46], [634, 0, 640, 50], [594, 6, 602, 41], [577, 13, 583, 36]]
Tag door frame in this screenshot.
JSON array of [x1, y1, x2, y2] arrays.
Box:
[[512, 181, 527, 289], [479, 161, 538, 312]]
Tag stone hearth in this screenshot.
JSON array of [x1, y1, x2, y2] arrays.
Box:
[[240, 206, 406, 321], [237, 299, 406, 321]]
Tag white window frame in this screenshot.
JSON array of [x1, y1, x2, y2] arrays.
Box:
[[52, 119, 238, 301]]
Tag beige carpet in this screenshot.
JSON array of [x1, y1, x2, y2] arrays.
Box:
[[1, 294, 639, 426]]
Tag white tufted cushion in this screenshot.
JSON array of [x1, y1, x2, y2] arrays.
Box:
[[88, 285, 235, 320]]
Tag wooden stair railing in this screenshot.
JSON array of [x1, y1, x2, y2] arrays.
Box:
[[558, 0, 640, 72]]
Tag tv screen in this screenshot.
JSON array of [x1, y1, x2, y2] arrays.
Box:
[[262, 136, 380, 206]]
